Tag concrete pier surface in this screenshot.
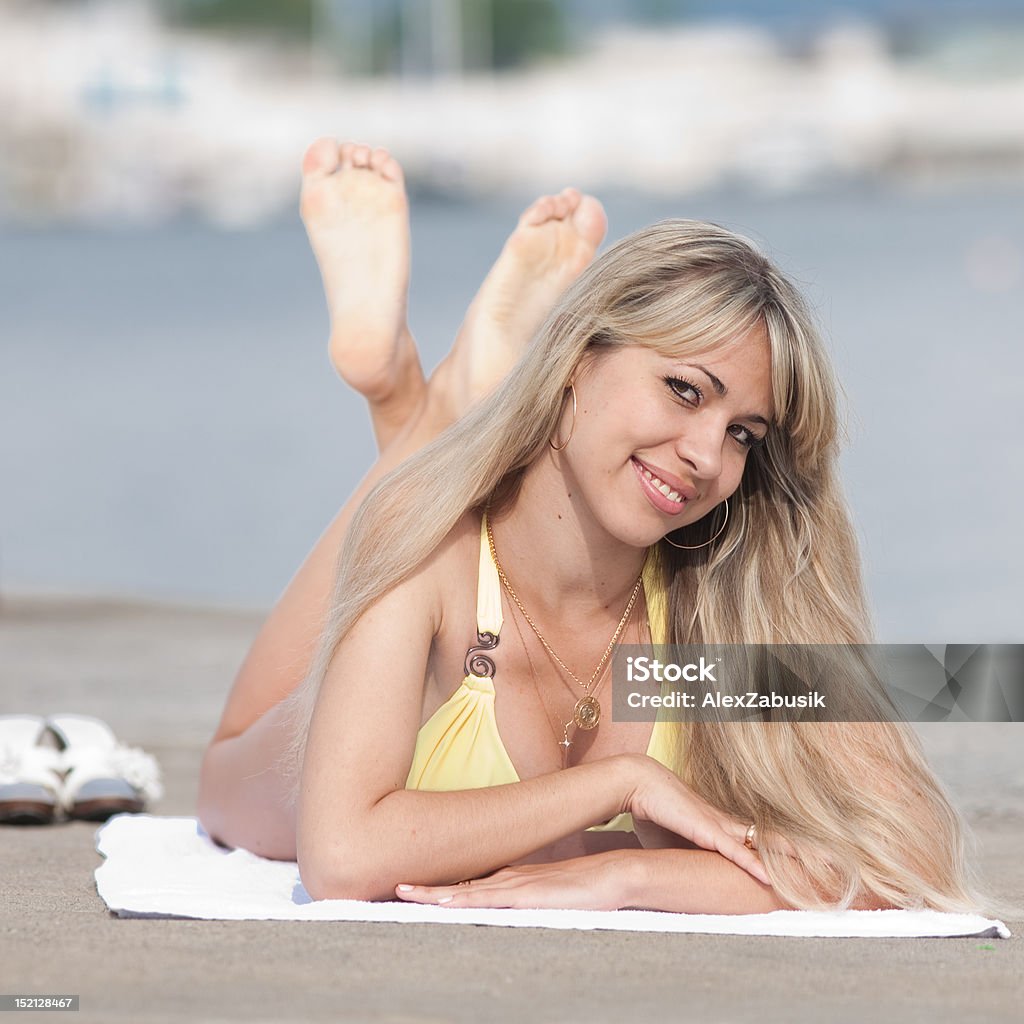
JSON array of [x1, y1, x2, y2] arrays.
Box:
[[1, 596, 1021, 1023]]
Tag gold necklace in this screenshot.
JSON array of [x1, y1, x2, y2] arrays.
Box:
[[509, 605, 636, 766], [506, 599, 576, 765], [486, 513, 643, 732]]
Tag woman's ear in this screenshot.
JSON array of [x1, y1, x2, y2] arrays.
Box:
[[571, 347, 601, 385]]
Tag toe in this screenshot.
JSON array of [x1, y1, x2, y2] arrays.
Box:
[[379, 155, 404, 184], [552, 193, 572, 219], [571, 195, 608, 250], [560, 187, 582, 212], [339, 142, 356, 169], [352, 144, 372, 168], [369, 147, 405, 185], [301, 137, 340, 178], [521, 195, 554, 227]]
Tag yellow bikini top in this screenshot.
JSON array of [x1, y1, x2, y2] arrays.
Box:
[[404, 510, 683, 833]]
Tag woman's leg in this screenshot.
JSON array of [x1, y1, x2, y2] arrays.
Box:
[[300, 139, 426, 451], [196, 407, 450, 859], [197, 142, 607, 858], [427, 183, 607, 424]]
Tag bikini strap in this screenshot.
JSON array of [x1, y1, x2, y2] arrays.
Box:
[[472, 507, 666, 650], [462, 509, 503, 679], [476, 508, 504, 636]]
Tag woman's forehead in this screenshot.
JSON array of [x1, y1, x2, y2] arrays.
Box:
[[624, 327, 772, 374]]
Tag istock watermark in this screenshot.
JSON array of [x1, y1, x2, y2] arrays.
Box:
[[611, 644, 1024, 723]]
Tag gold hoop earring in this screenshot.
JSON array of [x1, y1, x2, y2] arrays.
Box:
[[663, 498, 730, 550], [549, 384, 577, 451]]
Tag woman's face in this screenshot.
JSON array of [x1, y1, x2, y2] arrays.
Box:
[[559, 326, 775, 548]]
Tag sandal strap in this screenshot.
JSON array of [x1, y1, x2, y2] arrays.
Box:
[[0, 743, 63, 790], [61, 745, 164, 806]]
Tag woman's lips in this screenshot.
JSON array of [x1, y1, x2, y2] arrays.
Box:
[[631, 457, 690, 515]]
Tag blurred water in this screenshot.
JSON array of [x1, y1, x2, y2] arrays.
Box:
[[1, 185, 1022, 640]]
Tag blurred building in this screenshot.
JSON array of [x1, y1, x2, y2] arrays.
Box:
[[1, 0, 1022, 225]]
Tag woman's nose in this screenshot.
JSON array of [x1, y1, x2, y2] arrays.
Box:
[[673, 424, 723, 481]]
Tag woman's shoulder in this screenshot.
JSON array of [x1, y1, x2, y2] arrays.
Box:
[[415, 508, 483, 585], [365, 512, 480, 642], [411, 510, 483, 638]]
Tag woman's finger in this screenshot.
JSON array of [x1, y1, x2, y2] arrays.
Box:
[[395, 883, 462, 904], [686, 814, 771, 885], [722, 818, 802, 862], [395, 881, 524, 908], [723, 818, 752, 847], [721, 839, 771, 886]]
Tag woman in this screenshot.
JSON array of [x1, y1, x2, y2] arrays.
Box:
[[198, 140, 985, 915]]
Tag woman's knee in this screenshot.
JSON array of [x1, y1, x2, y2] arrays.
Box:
[[196, 734, 298, 860]]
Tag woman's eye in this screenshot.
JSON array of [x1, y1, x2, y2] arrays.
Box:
[[664, 376, 702, 404], [729, 424, 766, 449], [664, 375, 767, 449]]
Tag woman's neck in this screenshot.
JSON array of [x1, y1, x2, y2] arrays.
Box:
[[488, 457, 649, 623]]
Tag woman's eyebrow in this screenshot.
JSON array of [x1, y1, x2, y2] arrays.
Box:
[[678, 363, 772, 427], [690, 363, 728, 397]]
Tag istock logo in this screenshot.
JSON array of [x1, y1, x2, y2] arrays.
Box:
[[625, 655, 718, 684]]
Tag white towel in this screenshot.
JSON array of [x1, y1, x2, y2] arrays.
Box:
[[95, 815, 1011, 938]]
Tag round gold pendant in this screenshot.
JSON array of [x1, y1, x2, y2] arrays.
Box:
[[573, 694, 601, 730]]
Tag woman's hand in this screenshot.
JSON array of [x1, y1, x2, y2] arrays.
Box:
[[394, 852, 636, 910], [621, 754, 771, 885]]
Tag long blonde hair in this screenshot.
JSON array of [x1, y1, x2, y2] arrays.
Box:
[[283, 219, 1001, 914]]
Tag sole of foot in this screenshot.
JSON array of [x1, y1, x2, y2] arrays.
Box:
[[432, 186, 608, 420], [299, 139, 423, 408]]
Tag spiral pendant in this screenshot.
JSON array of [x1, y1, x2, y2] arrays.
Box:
[[573, 694, 601, 730]]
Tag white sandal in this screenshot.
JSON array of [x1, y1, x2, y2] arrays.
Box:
[[0, 714, 64, 825], [45, 714, 163, 821]]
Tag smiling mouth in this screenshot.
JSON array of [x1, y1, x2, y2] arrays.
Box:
[[631, 457, 693, 514]]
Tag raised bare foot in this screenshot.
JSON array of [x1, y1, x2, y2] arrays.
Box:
[[299, 139, 426, 448], [430, 187, 607, 420]]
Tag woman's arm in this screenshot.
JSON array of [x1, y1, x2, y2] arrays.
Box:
[[394, 848, 788, 913], [622, 849, 793, 913], [297, 543, 766, 901], [296, 545, 638, 900], [625, 850, 895, 912], [396, 849, 897, 914]]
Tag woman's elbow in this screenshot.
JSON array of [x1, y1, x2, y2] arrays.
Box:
[[299, 853, 395, 902], [297, 830, 399, 902]]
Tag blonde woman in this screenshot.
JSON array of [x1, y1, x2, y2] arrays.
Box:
[[198, 140, 986, 915]]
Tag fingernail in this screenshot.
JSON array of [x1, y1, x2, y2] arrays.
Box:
[[397, 884, 414, 892], [437, 896, 453, 904]]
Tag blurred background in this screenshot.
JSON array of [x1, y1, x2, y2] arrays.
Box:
[[1, 0, 1022, 640]]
